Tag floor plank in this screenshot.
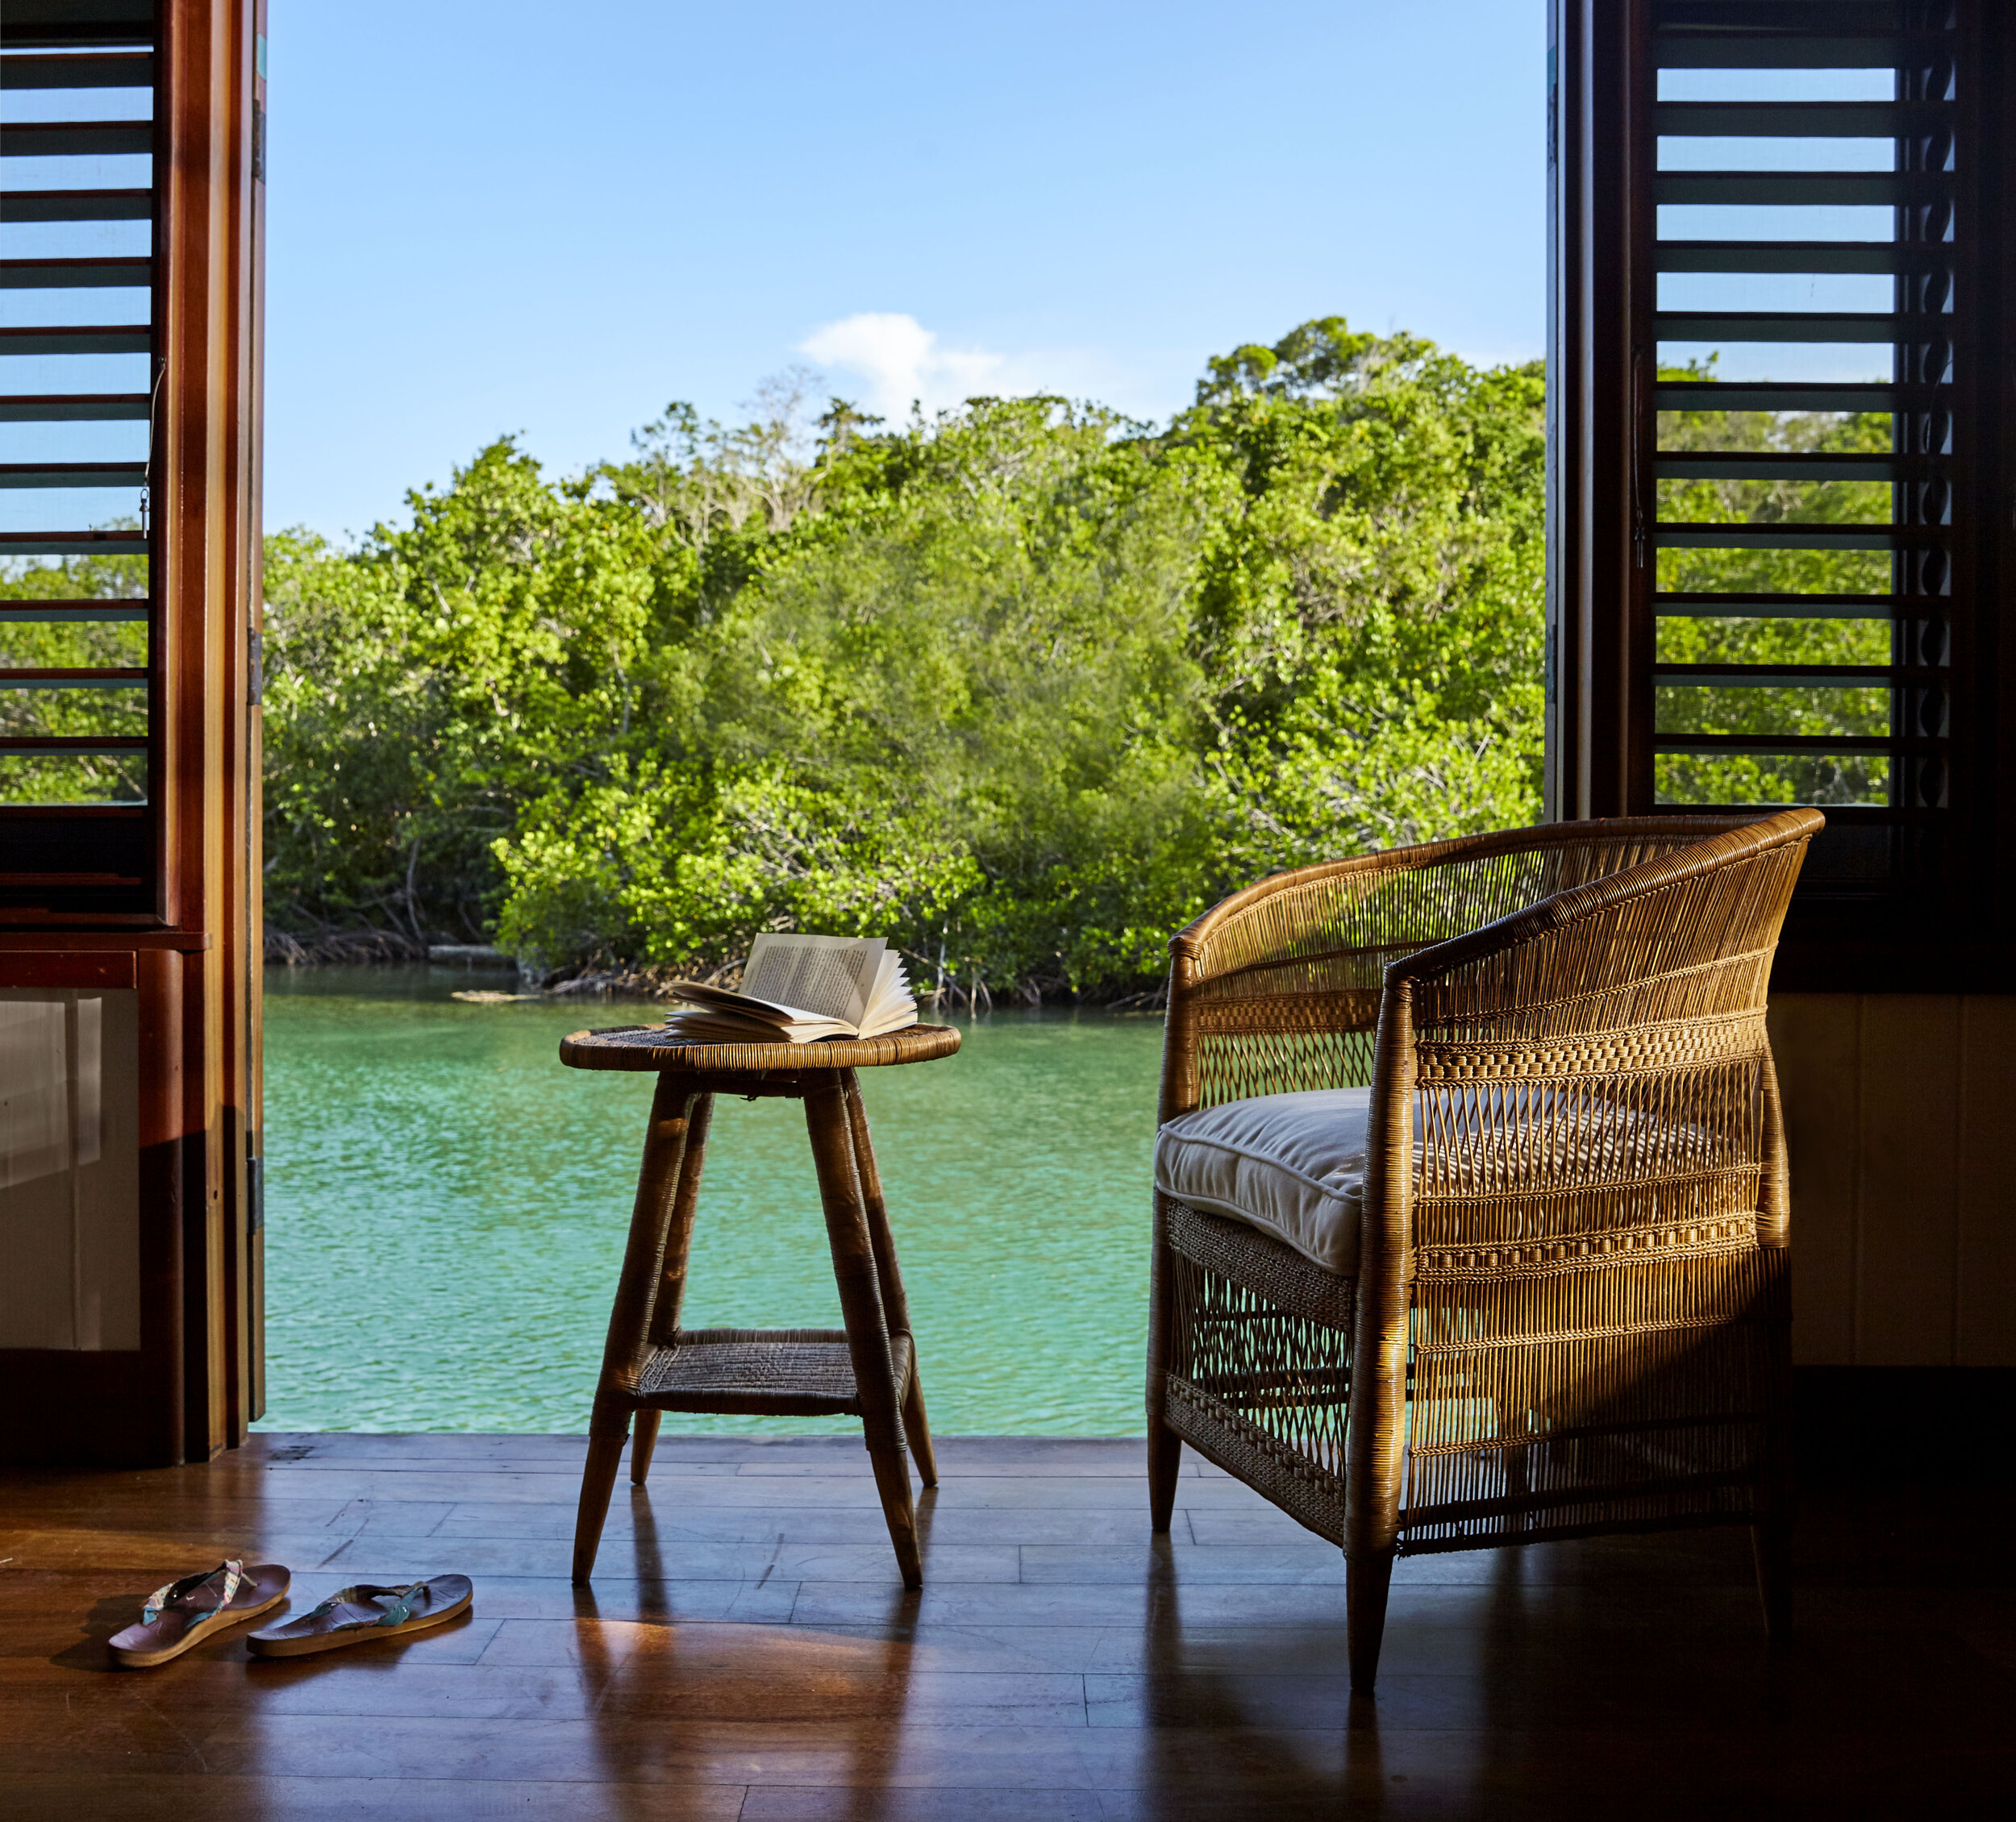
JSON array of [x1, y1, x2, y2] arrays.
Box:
[[1, 1432, 2008, 1820]]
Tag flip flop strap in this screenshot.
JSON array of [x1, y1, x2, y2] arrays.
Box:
[[371, 1582, 425, 1628], [302, 1581, 427, 1632], [142, 1558, 244, 1628]]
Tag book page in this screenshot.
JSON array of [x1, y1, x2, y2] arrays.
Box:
[[741, 934, 884, 1025], [866, 949, 901, 1019], [662, 1005, 849, 1041]]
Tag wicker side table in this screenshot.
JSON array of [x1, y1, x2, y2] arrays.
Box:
[[560, 1021, 962, 1589]]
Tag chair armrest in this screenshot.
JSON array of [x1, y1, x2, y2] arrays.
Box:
[[1160, 859, 1390, 1121]]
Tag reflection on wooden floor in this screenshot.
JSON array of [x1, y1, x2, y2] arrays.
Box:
[[2, 1432, 2010, 1819]]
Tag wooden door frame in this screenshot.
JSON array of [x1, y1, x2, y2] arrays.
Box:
[[0, 0, 264, 1466]]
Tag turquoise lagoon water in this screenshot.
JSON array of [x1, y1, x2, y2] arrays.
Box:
[[257, 968, 1164, 1434]]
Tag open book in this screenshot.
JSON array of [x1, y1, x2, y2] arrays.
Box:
[[662, 934, 918, 1043]]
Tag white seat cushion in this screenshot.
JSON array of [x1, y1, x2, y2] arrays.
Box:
[[1155, 1087, 1371, 1275]]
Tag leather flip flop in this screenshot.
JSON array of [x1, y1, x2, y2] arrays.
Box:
[[246, 1574, 473, 1658], [107, 1560, 291, 1669]]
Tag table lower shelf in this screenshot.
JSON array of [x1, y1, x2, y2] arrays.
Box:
[[632, 1326, 913, 1418]]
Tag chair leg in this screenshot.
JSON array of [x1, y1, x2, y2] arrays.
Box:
[[1347, 1548, 1396, 1692], [1148, 1416, 1183, 1534], [573, 1425, 629, 1585], [902, 1355, 939, 1488], [1752, 1520, 1792, 1639], [869, 1444, 924, 1589], [1145, 1204, 1183, 1534], [630, 1408, 661, 1486]]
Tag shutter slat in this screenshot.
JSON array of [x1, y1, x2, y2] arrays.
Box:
[[0, 601, 149, 622], [1656, 102, 1946, 135], [1655, 35, 1946, 69], [1654, 734, 1928, 755], [1653, 172, 1943, 206], [1656, 523, 1948, 551], [1656, 593, 1901, 619], [0, 52, 152, 89], [1655, 311, 1917, 342], [1652, 380, 1931, 410], [0, 530, 149, 556], [0, 463, 148, 488], [1654, 664, 1923, 684], [0, 122, 153, 156], [0, 257, 152, 288], [1657, 243, 1930, 273], [1653, 454, 1927, 480], [0, 326, 151, 356], [0, 189, 152, 223], [0, 394, 153, 422]]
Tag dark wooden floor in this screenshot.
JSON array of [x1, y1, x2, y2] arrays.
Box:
[[1, 1431, 2009, 1820]]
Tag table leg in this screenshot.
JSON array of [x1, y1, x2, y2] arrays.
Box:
[[632, 1092, 716, 1486], [805, 1074, 922, 1588], [573, 1074, 699, 1586], [842, 1071, 937, 1487]]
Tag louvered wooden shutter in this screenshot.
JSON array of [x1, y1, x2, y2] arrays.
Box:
[[0, 2, 158, 908], [1549, 0, 2014, 988]]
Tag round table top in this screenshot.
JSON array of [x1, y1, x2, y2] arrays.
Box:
[[560, 1021, 963, 1075]]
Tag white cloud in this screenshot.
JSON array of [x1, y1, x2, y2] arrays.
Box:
[[797, 313, 1011, 420], [794, 312, 1217, 427]]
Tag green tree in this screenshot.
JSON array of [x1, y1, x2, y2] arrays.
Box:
[[264, 439, 656, 938], [261, 318, 1551, 996]]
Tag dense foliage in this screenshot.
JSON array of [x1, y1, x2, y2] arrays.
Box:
[[251, 319, 1548, 993], [252, 319, 1547, 994]]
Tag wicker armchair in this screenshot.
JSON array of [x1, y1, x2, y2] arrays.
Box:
[[1145, 810, 1821, 1690]]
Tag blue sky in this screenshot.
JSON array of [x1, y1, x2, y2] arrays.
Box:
[[264, 1, 1544, 540]]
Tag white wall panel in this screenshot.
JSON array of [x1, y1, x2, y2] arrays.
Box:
[[1770, 993, 2016, 1367], [0, 988, 140, 1350]]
